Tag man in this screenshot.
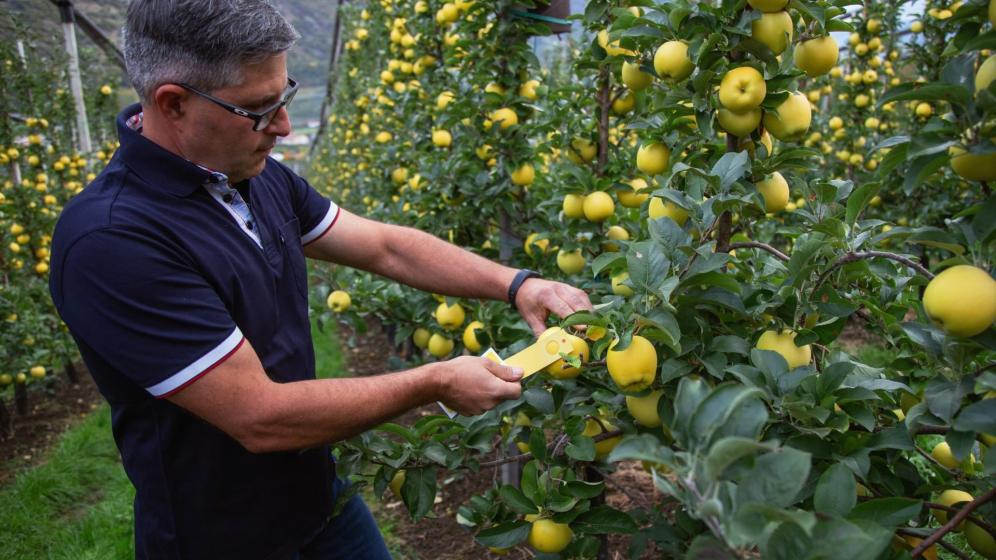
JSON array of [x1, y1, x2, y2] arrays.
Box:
[[48, 1, 592, 558]]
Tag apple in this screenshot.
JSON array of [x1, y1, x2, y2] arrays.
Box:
[[562, 193, 585, 218], [556, 249, 586, 275], [717, 107, 762, 137], [617, 178, 649, 208], [622, 61, 653, 91], [648, 198, 689, 226], [755, 172, 790, 213], [751, 11, 794, 55], [653, 41, 695, 81], [636, 143, 670, 175], [923, 264, 996, 337], [976, 55, 996, 94], [794, 36, 839, 77], [755, 329, 811, 369], [719, 67, 767, 112], [763, 92, 812, 141]]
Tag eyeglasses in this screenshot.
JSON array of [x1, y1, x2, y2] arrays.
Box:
[[178, 77, 299, 132]]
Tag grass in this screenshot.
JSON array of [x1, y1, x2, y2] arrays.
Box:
[[0, 405, 134, 560], [0, 314, 411, 558]]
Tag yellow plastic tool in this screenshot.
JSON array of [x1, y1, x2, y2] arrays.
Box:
[[502, 327, 573, 378], [437, 328, 574, 417]]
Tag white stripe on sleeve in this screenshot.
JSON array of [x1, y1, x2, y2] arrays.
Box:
[[146, 327, 244, 398]]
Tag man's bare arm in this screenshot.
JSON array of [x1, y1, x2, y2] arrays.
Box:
[[167, 337, 523, 453]]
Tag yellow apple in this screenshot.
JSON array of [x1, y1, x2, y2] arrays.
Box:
[[923, 264, 996, 337], [648, 197, 689, 226], [528, 519, 573, 553], [519, 79, 540, 100], [431, 129, 452, 147], [794, 36, 839, 77], [583, 418, 623, 458], [626, 390, 663, 427], [556, 249, 586, 275], [598, 29, 635, 57], [524, 233, 551, 257], [949, 145, 996, 182], [932, 489, 974, 530], [719, 67, 767, 112], [583, 191, 615, 222], [413, 327, 431, 349], [607, 335, 658, 392], [965, 519, 996, 559], [618, 178, 650, 208], [563, 193, 586, 218], [622, 61, 653, 91], [511, 163, 535, 186], [763, 92, 812, 141], [427, 333, 454, 358], [463, 320, 485, 352], [389, 470, 406, 498], [751, 11, 794, 55], [653, 41, 695, 81], [977, 55, 996, 94], [717, 107, 762, 137], [435, 301, 465, 330], [756, 171, 790, 213], [755, 329, 811, 369], [544, 332, 590, 378], [931, 441, 975, 470], [604, 225, 630, 252], [636, 143, 670, 175], [436, 91, 455, 109], [990, 0, 996, 25], [327, 290, 351, 312], [489, 107, 518, 129], [612, 91, 636, 114], [568, 138, 598, 163], [612, 272, 634, 297]]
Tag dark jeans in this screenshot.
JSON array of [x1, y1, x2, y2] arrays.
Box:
[[293, 476, 392, 560]]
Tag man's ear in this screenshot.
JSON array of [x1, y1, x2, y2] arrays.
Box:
[[152, 84, 190, 123]]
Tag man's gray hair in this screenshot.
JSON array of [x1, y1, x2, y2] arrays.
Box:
[[123, 0, 300, 103]]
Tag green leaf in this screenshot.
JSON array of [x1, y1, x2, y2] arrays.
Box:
[[845, 181, 881, 227], [735, 447, 811, 509], [402, 466, 438, 520], [689, 384, 767, 451], [672, 376, 710, 448], [591, 251, 626, 277], [521, 460, 541, 504], [877, 83, 971, 109], [563, 480, 605, 499], [705, 437, 775, 480], [524, 387, 554, 414], [848, 497, 922, 528], [814, 463, 857, 516], [709, 150, 751, 191], [606, 433, 673, 464], [572, 505, 638, 534], [499, 484, 538, 515], [972, 194, 996, 244], [953, 399, 996, 434], [566, 435, 596, 462], [474, 521, 531, 548]]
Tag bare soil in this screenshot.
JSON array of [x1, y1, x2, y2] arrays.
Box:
[[0, 364, 104, 485]]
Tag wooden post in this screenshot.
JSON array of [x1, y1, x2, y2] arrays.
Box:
[[55, 0, 93, 154], [308, 0, 345, 158]]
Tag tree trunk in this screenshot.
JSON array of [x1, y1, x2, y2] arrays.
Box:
[[0, 397, 12, 440], [64, 360, 80, 384], [14, 382, 28, 416]]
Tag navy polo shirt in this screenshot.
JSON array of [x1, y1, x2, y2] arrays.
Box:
[[49, 104, 341, 559]]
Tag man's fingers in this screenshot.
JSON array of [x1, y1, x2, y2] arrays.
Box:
[[483, 359, 524, 382]]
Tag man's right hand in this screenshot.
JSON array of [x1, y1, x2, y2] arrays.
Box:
[[434, 356, 523, 416]]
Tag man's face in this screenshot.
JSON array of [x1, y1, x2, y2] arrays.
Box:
[[180, 53, 292, 183]]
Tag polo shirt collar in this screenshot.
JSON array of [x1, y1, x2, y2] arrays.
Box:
[[115, 103, 216, 197]]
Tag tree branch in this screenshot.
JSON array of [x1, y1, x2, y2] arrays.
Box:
[[913, 487, 996, 557], [478, 429, 624, 468], [811, 250, 934, 297], [729, 241, 790, 262], [895, 528, 970, 560]]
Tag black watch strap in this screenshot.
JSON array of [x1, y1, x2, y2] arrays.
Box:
[[508, 269, 541, 310]]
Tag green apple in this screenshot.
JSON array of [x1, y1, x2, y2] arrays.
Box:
[[751, 11, 794, 55], [756, 172, 790, 213], [763, 92, 812, 141], [719, 67, 767, 112], [653, 40, 695, 81], [923, 264, 996, 337], [717, 107, 762, 137]]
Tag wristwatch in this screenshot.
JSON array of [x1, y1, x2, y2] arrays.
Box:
[[508, 269, 541, 310]]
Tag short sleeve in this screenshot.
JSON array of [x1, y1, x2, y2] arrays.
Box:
[[51, 228, 243, 398], [287, 171, 339, 245]]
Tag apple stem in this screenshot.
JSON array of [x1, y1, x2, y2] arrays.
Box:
[[912, 487, 996, 558]]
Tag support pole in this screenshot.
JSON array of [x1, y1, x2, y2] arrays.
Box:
[[55, 0, 93, 154]]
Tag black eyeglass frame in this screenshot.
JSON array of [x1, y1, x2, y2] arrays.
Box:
[[178, 77, 299, 132]]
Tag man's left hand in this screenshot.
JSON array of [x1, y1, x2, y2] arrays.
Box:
[[514, 278, 594, 336]]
